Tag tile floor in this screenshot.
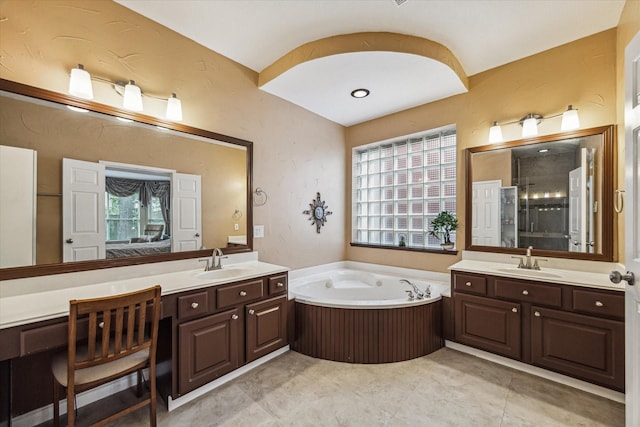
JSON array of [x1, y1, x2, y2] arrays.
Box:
[[82, 348, 625, 426]]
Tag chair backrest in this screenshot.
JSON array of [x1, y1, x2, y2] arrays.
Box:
[[142, 224, 164, 241], [68, 286, 161, 372]]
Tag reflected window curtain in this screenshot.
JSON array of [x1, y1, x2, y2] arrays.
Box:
[[105, 177, 143, 197], [144, 182, 171, 235]]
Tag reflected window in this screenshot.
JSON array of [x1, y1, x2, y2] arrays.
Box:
[[106, 192, 140, 241]]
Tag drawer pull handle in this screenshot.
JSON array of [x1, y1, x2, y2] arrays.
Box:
[[512, 307, 518, 313], [248, 309, 255, 315], [277, 282, 284, 287], [191, 302, 199, 309], [98, 321, 104, 329], [231, 314, 239, 320], [595, 301, 604, 307], [465, 281, 472, 287], [522, 290, 529, 296], [239, 290, 247, 297], [534, 311, 541, 317]]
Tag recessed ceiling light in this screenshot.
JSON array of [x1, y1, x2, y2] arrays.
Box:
[[538, 148, 549, 153], [351, 88, 370, 98]]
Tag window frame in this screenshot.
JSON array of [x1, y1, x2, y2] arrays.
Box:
[[350, 125, 458, 254]]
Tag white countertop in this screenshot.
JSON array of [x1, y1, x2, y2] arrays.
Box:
[[449, 259, 624, 292], [0, 260, 288, 329]]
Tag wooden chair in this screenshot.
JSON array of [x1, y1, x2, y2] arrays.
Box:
[[51, 285, 161, 427]]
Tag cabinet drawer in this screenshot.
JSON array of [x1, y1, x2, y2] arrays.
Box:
[[217, 279, 264, 309], [178, 290, 211, 321], [453, 273, 487, 296], [572, 289, 624, 319], [494, 279, 562, 307], [268, 274, 287, 295]]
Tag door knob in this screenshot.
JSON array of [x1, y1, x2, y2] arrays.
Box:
[[231, 314, 238, 320], [66, 238, 73, 244], [195, 233, 200, 237], [609, 270, 635, 286]]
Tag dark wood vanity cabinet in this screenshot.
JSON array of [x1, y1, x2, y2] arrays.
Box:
[[174, 273, 288, 396], [451, 271, 624, 391], [454, 293, 521, 359]]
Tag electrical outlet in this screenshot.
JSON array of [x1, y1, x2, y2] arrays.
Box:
[[234, 223, 239, 231], [254, 225, 265, 238]]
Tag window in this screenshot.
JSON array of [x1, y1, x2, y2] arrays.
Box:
[[352, 127, 457, 250], [106, 193, 165, 241]]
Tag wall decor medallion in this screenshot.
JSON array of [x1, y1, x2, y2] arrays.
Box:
[[303, 192, 332, 233]]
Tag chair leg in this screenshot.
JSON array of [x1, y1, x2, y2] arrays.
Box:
[[52, 381, 60, 427], [149, 373, 157, 427], [137, 370, 143, 397], [67, 384, 75, 427]]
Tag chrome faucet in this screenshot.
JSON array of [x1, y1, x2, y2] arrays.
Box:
[[525, 246, 533, 269], [211, 248, 226, 270], [400, 279, 430, 299]]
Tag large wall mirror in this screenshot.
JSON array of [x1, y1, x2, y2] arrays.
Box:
[[0, 79, 253, 279], [465, 125, 614, 261]]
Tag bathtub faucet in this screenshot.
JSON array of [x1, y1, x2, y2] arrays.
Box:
[[400, 279, 425, 299]]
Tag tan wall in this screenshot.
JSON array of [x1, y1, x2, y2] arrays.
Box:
[[0, 0, 346, 270], [616, 0, 640, 262], [346, 29, 618, 272], [471, 150, 511, 185]]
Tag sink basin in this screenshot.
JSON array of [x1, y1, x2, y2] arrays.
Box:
[[196, 267, 255, 281], [495, 267, 563, 279]]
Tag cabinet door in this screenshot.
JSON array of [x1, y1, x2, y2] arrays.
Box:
[[178, 308, 240, 395], [454, 293, 521, 359], [531, 307, 625, 391], [245, 295, 287, 363]]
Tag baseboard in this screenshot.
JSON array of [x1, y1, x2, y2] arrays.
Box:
[[167, 346, 290, 411], [444, 340, 625, 403], [10, 346, 290, 426]]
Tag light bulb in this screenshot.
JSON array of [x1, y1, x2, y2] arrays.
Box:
[[489, 122, 503, 143], [522, 115, 538, 138], [561, 105, 580, 131], [68, 64, 93, 100], [166, 93, 183, 121], [122, 80, 143, 112]]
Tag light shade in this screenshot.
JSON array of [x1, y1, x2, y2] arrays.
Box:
[[488, 122, 503, 143], [166, 93, 183, 121], [68, 64, 94, 100], [522, 115, 538, 138], [561, 105, 580, 131], [123, 80, 143, 111]]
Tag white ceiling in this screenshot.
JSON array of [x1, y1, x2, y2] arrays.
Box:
[[116, 0, 625, 126]]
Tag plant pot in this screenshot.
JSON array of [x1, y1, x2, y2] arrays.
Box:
[[440, 242, 455, 250]]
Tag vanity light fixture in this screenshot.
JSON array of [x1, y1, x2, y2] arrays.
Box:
[[67, 64, 183, 121], [489, 105, 580, 143], [351, 88, 370, 98]]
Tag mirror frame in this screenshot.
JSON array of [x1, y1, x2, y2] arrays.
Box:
[[465, 125, 615, 262], [0, 78, 253, 280]]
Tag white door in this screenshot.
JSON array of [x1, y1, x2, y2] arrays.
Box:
[[619, 30, 640, 427], [0, 145, 37, 267], [62, 158, 105, 262], [568, 152, 587, 252], [171, 173, 202, 252], [471, 180, 501, 246]]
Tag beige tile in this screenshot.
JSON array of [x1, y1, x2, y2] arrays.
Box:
[[51, 348, 623, 427]]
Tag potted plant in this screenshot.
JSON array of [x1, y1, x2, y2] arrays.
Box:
[[428, 211, 458, 250]]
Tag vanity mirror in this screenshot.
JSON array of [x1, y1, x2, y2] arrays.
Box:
[[0, 79, 253, 279], [465, 125, 614, 261]]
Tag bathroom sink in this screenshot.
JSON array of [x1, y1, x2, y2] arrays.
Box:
[[196, 267, 255, 281], [495, 267, 563, 279]]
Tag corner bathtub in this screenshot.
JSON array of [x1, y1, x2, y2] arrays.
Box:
[[290, 268, 448, 363]]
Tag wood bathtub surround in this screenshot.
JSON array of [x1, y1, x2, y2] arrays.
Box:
[[293, 301, 443, 364]]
